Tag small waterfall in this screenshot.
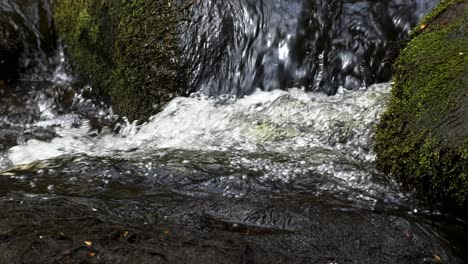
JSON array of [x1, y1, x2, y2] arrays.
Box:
[[0, 0, 441, 208], [0, 0, 57, 80], [181, 0, 438, 96]]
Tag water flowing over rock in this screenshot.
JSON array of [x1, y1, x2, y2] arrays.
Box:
[[182, 0, 438, 97], [53, 0, 438, 120], [0, 0, 56, 80]]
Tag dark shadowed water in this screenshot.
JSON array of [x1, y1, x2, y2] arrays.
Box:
[[1, 0, 467, 263]]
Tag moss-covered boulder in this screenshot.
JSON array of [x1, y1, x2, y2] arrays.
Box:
[[374, 0, 468, 211], [53, 0, 189, 121]]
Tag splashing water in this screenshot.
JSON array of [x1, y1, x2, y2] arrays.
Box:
[[5, 83, 403, 205], [9, 84, 389, 159]]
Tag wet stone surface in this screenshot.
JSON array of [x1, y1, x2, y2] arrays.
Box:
[[0, 194, 463, 264], [0, 81, 114, 152]]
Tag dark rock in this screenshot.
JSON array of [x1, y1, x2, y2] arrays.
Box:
[[0, 14, 22, 80], [374, 0, 468, 214], [0, 0, 56, 80], [0, 195, 463, 264]]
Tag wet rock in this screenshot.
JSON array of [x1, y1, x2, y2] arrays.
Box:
[[0, 0, 56, 80], [375, 0, 468, 214], [0, 195, 464, 264], [1, 142, 466, 262], [52, 0, 190, 121], [0, 23, 21, 80]]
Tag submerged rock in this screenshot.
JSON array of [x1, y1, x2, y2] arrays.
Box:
[[53, 0, 190, 121], [0, 194, 464, 263], [375, 0, 468, 213]]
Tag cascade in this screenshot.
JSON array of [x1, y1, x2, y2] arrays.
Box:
[[0, 0, 467, 262]]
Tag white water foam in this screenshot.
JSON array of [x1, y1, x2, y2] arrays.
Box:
[[8, 83, 391, 165]]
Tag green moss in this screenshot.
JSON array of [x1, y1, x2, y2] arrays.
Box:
[[53, 0, 189, 121], [76, 8, 99, 43], [414, 0, 464, 35], [374, 1, 468, 209]]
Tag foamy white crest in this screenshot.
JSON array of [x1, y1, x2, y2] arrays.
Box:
[[8, 83, 391, 165]]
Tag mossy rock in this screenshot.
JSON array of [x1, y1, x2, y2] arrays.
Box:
[[53, 0, 190, 121], [374, 0, 468, 211]]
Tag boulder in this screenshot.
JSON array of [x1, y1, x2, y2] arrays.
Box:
[[374, 0, 468, 212], [53, 0, 190, 121]]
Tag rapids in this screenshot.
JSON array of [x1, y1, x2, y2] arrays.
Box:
[[6, 83, 401, 204]]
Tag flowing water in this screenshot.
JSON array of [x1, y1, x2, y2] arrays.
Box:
[[182, 0, 437, 96], [1, 0, 467, 263]]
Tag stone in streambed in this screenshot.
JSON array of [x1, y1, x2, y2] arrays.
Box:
[[375, 0, 468, 213]]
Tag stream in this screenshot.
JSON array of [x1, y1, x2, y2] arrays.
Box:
[[0, 0, 467, 263]]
